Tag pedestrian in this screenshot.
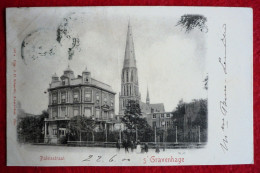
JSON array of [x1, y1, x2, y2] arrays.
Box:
[[124, 139, 129, 153], [130, 141, 134, 152], [155, 145, 160, 153], [144, 143, 149, 153], [116, 138, 120, 151], [136, 140, 141, 154]]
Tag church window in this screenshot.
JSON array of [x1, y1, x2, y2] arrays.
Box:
[[122, 71, 124, 83], [131, 70, 134, 82], [126, 71, 129, 82]]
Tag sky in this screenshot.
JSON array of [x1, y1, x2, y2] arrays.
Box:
[[6, 7, 208, 115]]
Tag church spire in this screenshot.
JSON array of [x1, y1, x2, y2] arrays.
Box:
[[146, 86, 150, 105], [123, 21, 136, 68]]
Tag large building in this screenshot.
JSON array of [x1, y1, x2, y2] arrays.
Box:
[[44, 66, 117, 143], [119, 22, 165, 116]]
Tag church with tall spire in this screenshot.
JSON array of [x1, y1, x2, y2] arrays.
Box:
[[119, 21, 165, 116]]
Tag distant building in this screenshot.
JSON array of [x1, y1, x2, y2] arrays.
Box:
[[146, 112, 173, 130], [119, 22, 165, 117], [44, 66, 117, 143]]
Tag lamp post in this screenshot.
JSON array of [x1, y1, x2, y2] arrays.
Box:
[[119, 126, 122, 143], [154, 126, 157, 144], [105, 123, 107, 142]]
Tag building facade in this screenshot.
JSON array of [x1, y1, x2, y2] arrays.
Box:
[[44, 66, 117, 143]]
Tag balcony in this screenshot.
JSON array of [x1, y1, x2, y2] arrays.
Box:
[[45, 116, 70, 121]]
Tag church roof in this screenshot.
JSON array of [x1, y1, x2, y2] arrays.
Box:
[[123, 21, 137, 68], [140, 102, 165, 114]]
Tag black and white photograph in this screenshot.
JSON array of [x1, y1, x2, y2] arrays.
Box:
[[6, 7, 253, 166]]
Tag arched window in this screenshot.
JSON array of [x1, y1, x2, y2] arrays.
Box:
[[131, 70, 134, 82], [122, 71, 124, 83], [126, 71, 129, 82]]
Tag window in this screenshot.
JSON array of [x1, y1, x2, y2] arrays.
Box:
[[151, 108, 154, 113], [84, 107, 91, 118], [122, 71, 124, 83], [61, 92, 66, 103], [166, 121, 170, 127], [84, 90, 92, 102], [103, 111, 108, 119], [96, 93, 100, 104], [61, 107, 66, 117], [153, 114, 156, 119], [62, 80, 65, 85], [96, 109, 100, 119], [104, 94, 107, 104], [73, 107, 79, 116], [110, 112, 113, 119], [111, 97, 114, 106], [73, 91, 79, 102], [131, 70, 134, 82], [126, 71, 129, 82], [166, 114, 170, 118], [85, 78, 89, 82], [161, 114, 164, 118], [52, 93, 57, 104], [59, 129, 66, 136], [52, 108, 57, 118], [53, 129, 57, 136]]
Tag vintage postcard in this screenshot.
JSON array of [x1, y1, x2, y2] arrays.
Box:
[[6, 7, 253, 166]]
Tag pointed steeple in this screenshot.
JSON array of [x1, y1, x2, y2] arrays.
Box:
[[146, 86, 150, 105], [123, 21, 136, 68]]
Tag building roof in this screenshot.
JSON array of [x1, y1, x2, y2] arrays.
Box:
[[123, 21, 137, 68], [140, 102, 165, 114]]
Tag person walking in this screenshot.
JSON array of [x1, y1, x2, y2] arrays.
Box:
[[123, 139, 129, 153], [155, 145, 160, 153], [116, 138, 120, 151], [130, 141, 134, 152], [136, 140, 141, 154], [144, 143, 149, 153]]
